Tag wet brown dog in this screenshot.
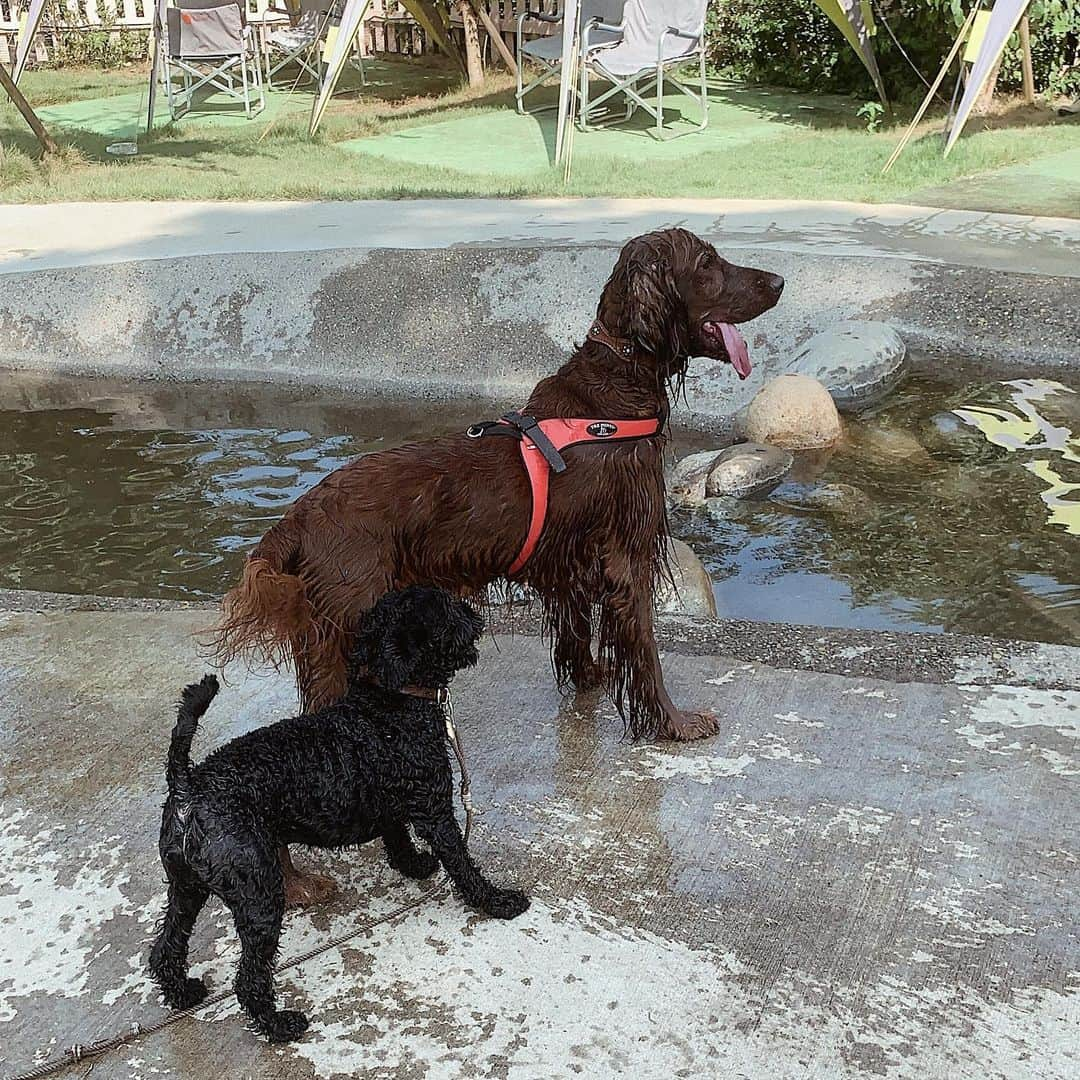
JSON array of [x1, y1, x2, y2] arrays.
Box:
[[213, 228, 782, 897]]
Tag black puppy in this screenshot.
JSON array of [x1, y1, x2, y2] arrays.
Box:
[[148, 587, 528, 1043]]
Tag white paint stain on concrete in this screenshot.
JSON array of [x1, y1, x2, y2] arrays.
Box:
[[956, 685, 1079, 776], [624, 748, 756, 784], [0, 809, 133, 1022]]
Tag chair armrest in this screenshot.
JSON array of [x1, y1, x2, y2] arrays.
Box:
[[517, 9, 561, 41], [664, 26, 701, 42], [658, 25, 702, 63], [582, 18, 622, 54]]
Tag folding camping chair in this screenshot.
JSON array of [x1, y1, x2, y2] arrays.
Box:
[[579, 0, 708, 138], [165, 0, 266, 118], [264, 0, 362, 88], [515, 0, 625, 116]]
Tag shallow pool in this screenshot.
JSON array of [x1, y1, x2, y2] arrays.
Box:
[[1, 369, 1077, 645], [672, 374, 1080, 644]]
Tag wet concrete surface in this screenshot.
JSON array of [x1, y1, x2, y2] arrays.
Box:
[[1, 607, 1077, 1079]]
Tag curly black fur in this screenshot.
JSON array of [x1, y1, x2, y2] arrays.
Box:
[[148, 587, 529, 1044]]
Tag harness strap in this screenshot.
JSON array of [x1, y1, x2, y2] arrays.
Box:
[[468, 412, 661, 575]]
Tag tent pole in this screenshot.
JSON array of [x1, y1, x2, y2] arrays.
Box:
[[0, 60, 58, 154], [1019, 14, 1035, 104], [882, 6, 977, 175]]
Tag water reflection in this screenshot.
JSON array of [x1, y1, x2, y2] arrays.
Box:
[[1, 370, 1077, 645]]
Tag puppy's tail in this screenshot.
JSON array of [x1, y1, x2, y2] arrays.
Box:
[[167, 674, 219, 799]]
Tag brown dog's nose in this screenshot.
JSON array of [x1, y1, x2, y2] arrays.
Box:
[[767, 273, 785, 296]]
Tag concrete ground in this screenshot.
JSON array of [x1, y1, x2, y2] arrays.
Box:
[[1, 601, 1077, 1080]]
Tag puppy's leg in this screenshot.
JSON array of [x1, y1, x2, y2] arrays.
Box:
[[149, 878, 211, 1010], [411, 811, 528, 920], [382, 823, 439, 880], [598, 575, 719, 742], [226, 872, 309, 1043]]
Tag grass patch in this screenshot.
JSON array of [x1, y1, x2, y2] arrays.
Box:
[[2, 59, 1078, 213]]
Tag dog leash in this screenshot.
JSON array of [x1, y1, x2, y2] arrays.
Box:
[[4, 694, 474, 1080]]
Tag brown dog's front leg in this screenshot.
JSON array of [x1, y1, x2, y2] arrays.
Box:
[[601, 582, 718, 742]]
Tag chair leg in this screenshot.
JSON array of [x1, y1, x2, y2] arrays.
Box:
[[515, 35, 524, 113], [656, 61, 663, 139], [241, 52, 251, 116], [578, 59, 588, 129]]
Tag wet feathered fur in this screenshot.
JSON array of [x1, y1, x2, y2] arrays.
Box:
[[212, 229, 784, 741], [150, 587, 529, 1043]]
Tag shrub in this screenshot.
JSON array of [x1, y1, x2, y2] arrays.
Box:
[[706, 0, 1080, 102]]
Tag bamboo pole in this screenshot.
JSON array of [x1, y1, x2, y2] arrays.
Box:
[[0, 60, 58, 154], [882, 6, 978, 175], [1019, 13, 1035, 105]]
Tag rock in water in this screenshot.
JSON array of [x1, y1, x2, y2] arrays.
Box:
[[705, 442, 793, 499], [921, 410, 1010, 464], [776, 482, 872, 518], [667, 449, 725, 505], [744, 374, 843, 450], [655, 538, 718, 619], [790, 321, 908, 411]]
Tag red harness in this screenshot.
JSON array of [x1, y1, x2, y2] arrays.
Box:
[[467, 412, 661, 575]]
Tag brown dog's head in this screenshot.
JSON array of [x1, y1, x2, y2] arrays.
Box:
[[598, 228, 784, 383]]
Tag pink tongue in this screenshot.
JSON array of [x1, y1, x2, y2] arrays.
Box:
[[719, 323, 752, 380]]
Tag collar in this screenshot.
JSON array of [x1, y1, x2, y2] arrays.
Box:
[[587, 319, 634, 360], [399, 685, 450, 705], [353, 666, 450, 705]]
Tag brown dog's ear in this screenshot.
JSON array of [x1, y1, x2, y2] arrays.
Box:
[[612, 240, 687, 367]]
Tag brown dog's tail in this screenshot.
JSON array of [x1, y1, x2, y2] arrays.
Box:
[[209, 524, 312, 672]]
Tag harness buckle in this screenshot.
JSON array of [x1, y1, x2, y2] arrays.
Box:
[[466, 424, 485, 439]]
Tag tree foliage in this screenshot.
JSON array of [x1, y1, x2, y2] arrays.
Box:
[[706, 0, 1080, 102]]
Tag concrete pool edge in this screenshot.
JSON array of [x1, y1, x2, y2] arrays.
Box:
[[4, 588, 1077, 693], [2, 239, 1077, 430]]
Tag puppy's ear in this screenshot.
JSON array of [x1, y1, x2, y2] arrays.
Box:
[[373, 632, 412, 691], [351, 596, 409, 688]]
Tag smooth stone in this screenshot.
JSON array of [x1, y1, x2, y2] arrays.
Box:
[[789, 320, 908, 412], [743, 374, 843, 450], [921, 410, 1010, 463], [775, 482, 872, 518], [842, 423, 931, 464], [655, 538, 718, 619], [705, 442, 793, 499], [667, 449, 726, 505]]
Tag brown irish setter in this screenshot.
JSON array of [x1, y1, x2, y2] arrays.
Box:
[[214, 228, 783, 744]]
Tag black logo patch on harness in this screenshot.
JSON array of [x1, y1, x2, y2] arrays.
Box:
[[587, 422, 618, 438]]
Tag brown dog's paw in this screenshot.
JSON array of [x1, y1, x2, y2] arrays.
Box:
[[571, 660, 609, 693], [656, 710, 720, 742], [284, 869, 337, 908]]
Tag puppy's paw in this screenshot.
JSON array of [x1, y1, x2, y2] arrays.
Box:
[[176, 976, 209, 1010], [395, 851, 440, 880], [158, 976, 208, 1011], [259, 1009, 310, 1043], [483, 888, 530, 920]]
